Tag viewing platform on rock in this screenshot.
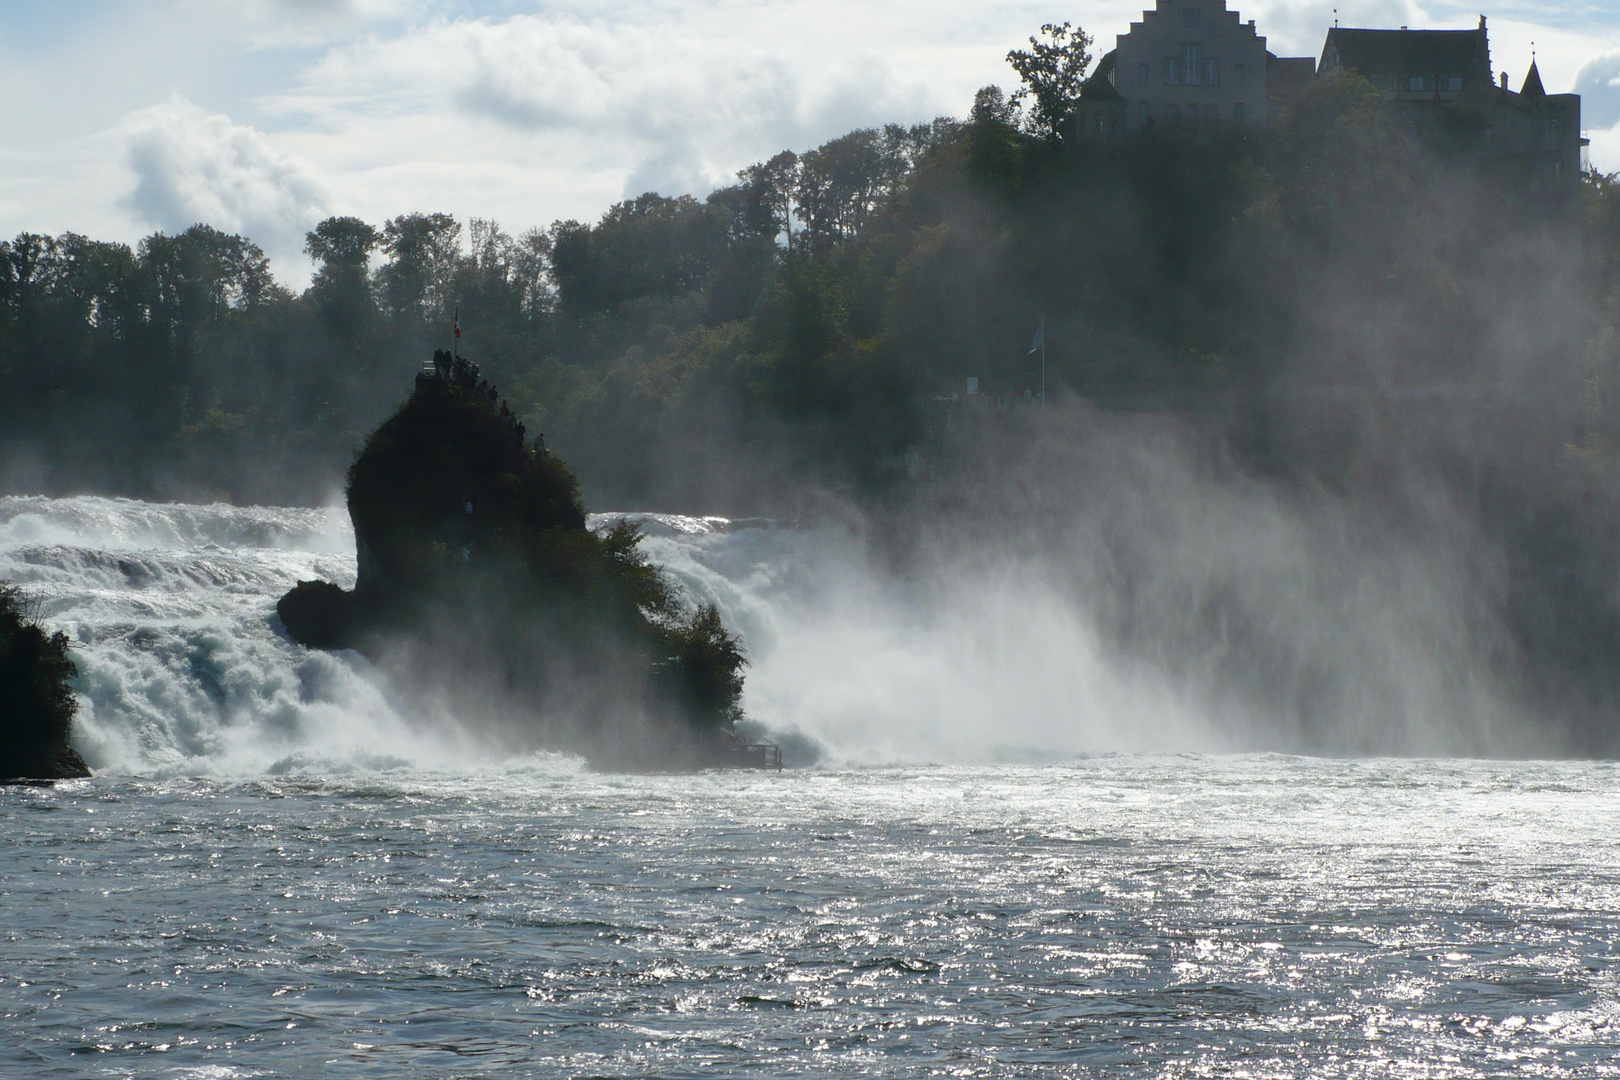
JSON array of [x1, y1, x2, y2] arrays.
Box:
[[721, 736, 783, 771], [415, 348, 543, 460]]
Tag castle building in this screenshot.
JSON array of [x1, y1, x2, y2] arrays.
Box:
[[1076, 2, 1587, 190], [1077, 0, 1316, 137], [1316, 19, 1585, 188]]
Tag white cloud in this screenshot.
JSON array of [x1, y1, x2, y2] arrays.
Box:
[[1576, 52, 1620, 131], [1589, 127, 1620, 177], [276, 11, 947, 201], [2, 0, 1618, 288], [201, 0, 431, 46], [1231, 0, 1422, 56], [123, 98, 330, 257]]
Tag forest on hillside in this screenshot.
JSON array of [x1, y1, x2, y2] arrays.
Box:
[[6, 28, 1618, 511], [9, 25, 1620, 747]]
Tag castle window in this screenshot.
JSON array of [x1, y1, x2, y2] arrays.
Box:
[[1166, 104, 1182, 125], [1137, 102, 1149, 125], [1543, 118, 1560, 151], [1204, 104, 1218, 128], [1183, 8, 1201, 27], [1183, 44, 1203, 85], [1205, 58, 1221, 86], [1186, 103, 1199, 127], [1165, 57, 1181, 85], [1406, 75, 1427, 92], [1233, 101, 1246, 125], [1447, 76, 1463, 91]]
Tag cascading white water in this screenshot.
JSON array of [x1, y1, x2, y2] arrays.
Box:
[[10, 496, 1619, 1079], [620, 513, 1213, 763], [0, 495, 430, 775], [0, 495, 1211, 776]]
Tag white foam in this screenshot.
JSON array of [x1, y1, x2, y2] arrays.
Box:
[[10, 497, 1216, 777], [0, 496, 469, 777]]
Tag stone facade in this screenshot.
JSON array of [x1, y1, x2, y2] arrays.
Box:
[[1077, 4, 1586, 192], [1105, 0, 1288, 134], [1316, 20, 1584, 191]]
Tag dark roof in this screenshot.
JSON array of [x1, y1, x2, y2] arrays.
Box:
[[1268, 54, 1317, 90], [1323, 27, 1484, 78], [1081, 50, 1127, 104], [1521, 60, 1545, 98]]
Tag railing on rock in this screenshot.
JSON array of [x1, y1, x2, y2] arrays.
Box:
[[734, 740, 784, 771]]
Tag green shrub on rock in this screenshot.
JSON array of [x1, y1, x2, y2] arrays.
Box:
[[0, 584, 90, 781], [278, 367, 749, 766]]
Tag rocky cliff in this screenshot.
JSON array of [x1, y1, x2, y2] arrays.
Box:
[[277, 355, 748, 767]]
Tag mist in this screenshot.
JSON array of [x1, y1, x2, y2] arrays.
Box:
[[4, 66, 1620, 760]]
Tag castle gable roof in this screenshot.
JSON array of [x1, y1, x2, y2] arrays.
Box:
[[1521, 60, 1545, 98], [1322, 27, 1485, 79], [1080, 49, 1128, 104]]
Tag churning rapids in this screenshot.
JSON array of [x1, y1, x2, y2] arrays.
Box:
[[5, 495, 1620, 1077]]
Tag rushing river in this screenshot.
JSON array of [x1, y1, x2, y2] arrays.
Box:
[[4, 496, 1620, 1077]]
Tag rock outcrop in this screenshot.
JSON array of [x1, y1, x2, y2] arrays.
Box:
[[278, 354, 749, 767], [0, 584, 91, 782]]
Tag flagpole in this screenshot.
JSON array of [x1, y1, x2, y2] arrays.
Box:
[[1027, 316, 1046, 406]]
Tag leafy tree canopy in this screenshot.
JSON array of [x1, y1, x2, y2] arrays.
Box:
[[1007, 22, 1094, 141]]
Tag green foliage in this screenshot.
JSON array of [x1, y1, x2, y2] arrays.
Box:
[[1585, 168, 1620, 298], [305, 216, 381, 324], [794, 126, 939, 248], [140, 224, 278, 318], [656, 603, 747, 731], [0, 584, 87, 779], [346, 375, 586, 589], [1006, 22, 1094, 141], [1, 34, 1614, 516], [305, 216, 380, 271], [282, 372, 749, 748], [965, 87, 1031, 188], [379, 212, 461, 319], [550, 194, 728, 315]]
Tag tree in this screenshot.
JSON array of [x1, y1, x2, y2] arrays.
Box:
[[1006, 22, 1094, 141], [304, 216, 380, 339], [378, 212, 461, 320], [510, 227, 555, 318], [306, 217, 380, 289], [739, 150, 800, 251], [966, 86, 1028, 187], [140, 225, 275, 322], [795, 127, 918, 249]]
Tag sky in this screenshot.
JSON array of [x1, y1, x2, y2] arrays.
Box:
[[3, 0, 1618, 288]]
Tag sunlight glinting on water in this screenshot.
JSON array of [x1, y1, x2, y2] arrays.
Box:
[[7, 760, 1620, 1077], [5, 495, 1620, 1077]]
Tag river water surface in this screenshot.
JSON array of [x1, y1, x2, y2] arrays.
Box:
[[8, 759, 1620, 1078], [3, 496, 1620, 1077]]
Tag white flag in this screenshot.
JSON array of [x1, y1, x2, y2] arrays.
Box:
[[1027, 317, 1045, 354]]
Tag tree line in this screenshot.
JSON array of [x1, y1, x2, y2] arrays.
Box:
[[3, 27, 1620, 514]]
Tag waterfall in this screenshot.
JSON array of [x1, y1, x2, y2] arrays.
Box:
[[0, 496, 1215, 776]]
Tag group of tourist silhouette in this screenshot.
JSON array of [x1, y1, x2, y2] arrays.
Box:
[[430, 348, 544, 458]]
